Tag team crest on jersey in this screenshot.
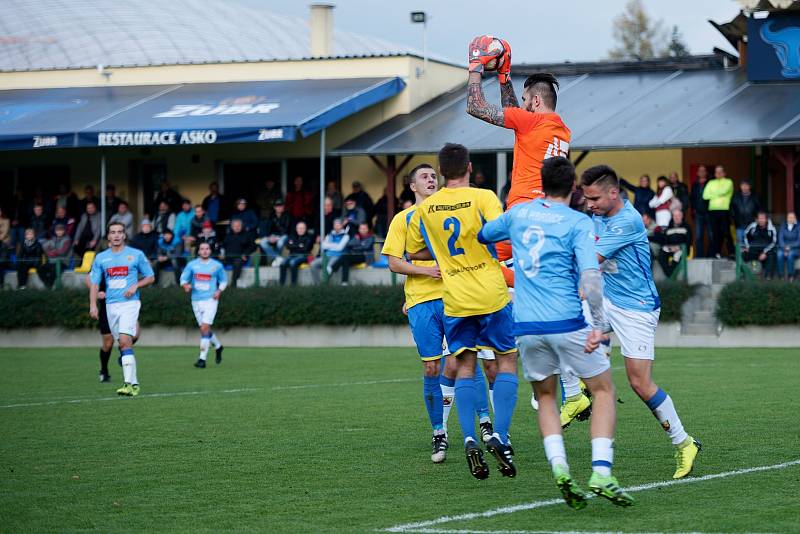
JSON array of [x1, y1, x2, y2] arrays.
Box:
[[127, 255, 133, 262], [661, 420, 671, 432]]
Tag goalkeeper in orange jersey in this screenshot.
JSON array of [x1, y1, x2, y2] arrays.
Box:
[[466, 35, 572, 286]]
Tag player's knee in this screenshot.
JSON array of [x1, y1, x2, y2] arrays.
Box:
[[423, 360, 440, 377], [102, 338, 113, 351], [628, 375, 651, 398]]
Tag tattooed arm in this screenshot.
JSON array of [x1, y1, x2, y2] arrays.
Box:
[[500, 80, 519, 108], [466, 72, 505, 127]]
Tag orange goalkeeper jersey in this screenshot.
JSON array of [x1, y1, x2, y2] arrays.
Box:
[[504, 107, 571, 209]]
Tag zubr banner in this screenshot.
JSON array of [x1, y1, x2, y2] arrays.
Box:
[[748, 13, 800, 81]]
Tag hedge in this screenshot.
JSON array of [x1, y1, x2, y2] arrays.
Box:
[[0, 281, 690, 330], [717, 281, 800, 327]]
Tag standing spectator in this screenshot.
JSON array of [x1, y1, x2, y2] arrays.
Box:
[[668, 171, 690, 213], [620, 174, 655, 217], [279, 221, 314, 286], [642, 213, 660, 263], [104, 184, 123, 223], [472, 169, 489, 189], [648, 176, 674, 228], [221, 219, 255, 287], [310, 218, 350, 284], [742, 212, 777, 279], [731, 179, 761, 245], [657, 209, 693, 278], [345, 181, 374, 222], [0, 206, 10, 247], [155, 228, 183, 285], [80, 185, 100, 215], [28, 187, 54, 222], [173, 198, 194, 243], [54, 183, 80, 219], [186, 205, 210, 251], [73, 201, 102, 256], [152, 201, 176, 236], [197, 221, 219, 256], [50, 206, 76, 238], [777, 212, 800, 281], [16, 228, 43, 289], [129, 219, 159, 261], [231, 198, 259, 234], [399, 182, 415, 206], [334, 222, 375, 285], [704, 165, 735, 258], [342, 198, 367, 231], [325, 180, 343, 213], [39, 224, 73, 288], [152, 179, 182, 215], [108, 201, 134, 239], [285, 176, 314, 224], [259, 199, 290, 264], [202, 182, 227, 224], [322, 196, 336, 237], [29, 204, 49, 240], [690, 165, 712, 257], [256, 178, 281, 221], [373, 187, 398, 237]]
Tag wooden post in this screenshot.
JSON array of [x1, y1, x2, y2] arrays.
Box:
[[775, 147, 798, 214]]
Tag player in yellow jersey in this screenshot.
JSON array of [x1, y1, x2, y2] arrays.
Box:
[[407, 143, 518, 480]]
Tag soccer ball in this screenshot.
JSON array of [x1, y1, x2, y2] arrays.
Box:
[[483, 38, 506, 72]]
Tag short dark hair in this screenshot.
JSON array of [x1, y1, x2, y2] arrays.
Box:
[[523, 73, 559, 109], [581, 165, 619, 189], [541, 157, 575, 198], [405, 163, 435, 185], [107, 221, 125, 234], [438, 143, 469, 180]]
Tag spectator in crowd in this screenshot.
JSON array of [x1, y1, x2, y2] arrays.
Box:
[[620, 174, 655, 217], [657, 209, 692, 278], [0, 206, 10, 248], [668, 171, 689, 212], [731, 179, 761, 245], [73, 201, 101, 256], [173, 198, 193, 243], [152, 179, 182, 215], [777, 211, 800, 281], [232, 198, 258, 234], [29, 204, 49, 240], [54, 183, 80, 219], [80, 185, 100, 215], [345, 181, 374, 222], [342, 198, 367, 232], [130, 219, 159, 261], [221, 218, 255, 287], [108, 201, 134, 239], [202, 182, 227, 224], [196, 220, 219, 256], [152, 201, 175, 236], [39, 223, 72, 288], [648, 176, 675, 228], [9, 188, 28, 249], [28, 186, 54, 222], [279, 221, 314, 286], [16, 228, 43, 290], [334, 222, 375, 285], [256, 178, 281, 221], [186, 205, 210, 250], [322, 196, 336, 237], [473, 169, 490, 189], [401, 198, 414, 211], [690, 164, 712, 257], [259, 199, 290, 265], [310, 218, 350, 284], [155, 228, 183, 285], [704, 165, 735, 258], [104, 184, 123, 222], [325, 180, 343, 213], [399, 183, 415, 207], [50, 205, 76, 238], [373, 186, 398, 237], [285, 176, 314, 224], [642, 212, 660, 263], [743, 212, 777, 279]]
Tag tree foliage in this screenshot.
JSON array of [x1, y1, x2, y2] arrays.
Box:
[[608, 0, 669, 60], [666, 25, 691, 58]]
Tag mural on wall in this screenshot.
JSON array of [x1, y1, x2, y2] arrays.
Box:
[[748, 13, 800, 81]]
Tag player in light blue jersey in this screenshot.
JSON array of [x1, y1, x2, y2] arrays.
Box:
[[582, 165, 700, 480], [181, 242, 227, 368], [480, 157, 633, 508], [89, 221, 155, 396]]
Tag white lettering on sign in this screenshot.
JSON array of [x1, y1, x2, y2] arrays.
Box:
[[97, 130, 218, 146], [33, 135, 58, 148], [258, 128, 284, 141], [153, 103, 279, 118]]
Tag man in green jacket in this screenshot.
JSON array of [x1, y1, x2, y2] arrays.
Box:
[[703, 165, 734, 258]]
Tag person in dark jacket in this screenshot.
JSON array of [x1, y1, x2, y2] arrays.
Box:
[[202, 182, 227, 224], [73, 202, 102, 256], [777, 212, 800, 280], [29, 204, 49, 241], [50, 206, 76, 239], [373, 187, 398, 238], [668, 171, 690, 213], [345, 181, 375, 222], [333, 223, 375, 285], [185, 205, 210, 253], [129, 219, 159, 260], [742, 212, 777, 279], [231, 198, 259, 234], [279, 221, 314, 286], [731, 180, 761, 245], [620, 174, 655, 217], [16, 228, 44, 289], [155, 228, 183, 285], [689, 165, 712, 257], [39, 224, 72, 288], [196, 220, 219, 257], [657, 209, 693, 278], [255, 178, 281, 221], [221, 218, 256, 287], [151, 179, 182, 215], [259, 199, 291, 264]]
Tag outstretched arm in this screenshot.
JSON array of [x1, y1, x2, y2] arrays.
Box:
[[467, 72, 505, 127], [500, 81, 519, 108]]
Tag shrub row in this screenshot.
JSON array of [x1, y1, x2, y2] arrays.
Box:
[[716, 281, 800, 327], [0, 281, 690, 330]]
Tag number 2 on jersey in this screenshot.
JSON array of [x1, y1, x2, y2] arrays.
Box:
[[444, 217, 465, 256]]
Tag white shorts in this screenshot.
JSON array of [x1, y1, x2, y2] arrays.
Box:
[[192, 299, 219, 326], [604, 298, 660, 360], [106, 300, 141, 341], [517, 326, 610, 383]]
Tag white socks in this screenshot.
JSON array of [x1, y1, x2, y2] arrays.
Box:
[[591, 437, 614, 476], [648, 389, 689, 445], [543, 434, 568, 472], [209, 333, 221, 349], [441, 384, 454, 432], [121, 354, 138, 385], [199, 337, 210, 361]]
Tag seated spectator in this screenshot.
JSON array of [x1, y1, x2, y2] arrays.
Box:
[[285, 176, 314, 224], [30, 204, 49, 240], [322, 196, 336, 237], [401, 198, 414, 211], [129, 219, 159, 261], [186, 205, 210, 251], [53, 183, 79, 219], [777, 212, 800, 281], [221, 218, 256, 287], [657, 209, 693, 278], [232, 198, 259, 234], [152, 201, 176, 236], [259, 199, 290, 265], [80, 185, 99, 215], [279, 221, 314, 286], [731, 179, 761, 245], [108, 201, 134, 239], [333, 222, 375, 285], [620, 174, 655, 217], [641, 212, 661, 265], [152, 179, 182, 215], [345, 181, 374, 222], [197, 220, 219, 256], [373, 187, 398, 237], [39, 223, 73, 288], [155, 229, 183, 285], [0, 207, 11, 248], [73, 201, 101, 256], [173, 198, 193, 242], [202, 182, 227, 224], [104, 184, 123, 223], [399, 183, 415, 207], [742, 212, 777, 279], [50, 206, 76, 238], [325, 180, 343, 213], [342, 198, 367, 232], [16, 228, 44, 290], [648, 176, 674, 228], [310, 218, 350, 284]]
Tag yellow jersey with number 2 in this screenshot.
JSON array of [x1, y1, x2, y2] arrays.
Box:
[[407, 187, 509, 318]]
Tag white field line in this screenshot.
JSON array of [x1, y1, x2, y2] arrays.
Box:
[[271, 378, 416, 390], [384, 460, 800, 533], [399, 530, 776, 534]]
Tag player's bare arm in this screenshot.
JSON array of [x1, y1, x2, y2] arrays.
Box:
[[89, 283, 99, 320], [387, 255, 441, 279], [407, 247, 434, 261], [467, 72, 505, 127], [125, 275, 155, 298], [500, 80, 519, 108]]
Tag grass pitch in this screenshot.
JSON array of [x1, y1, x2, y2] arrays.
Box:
[[1, 346, 798, 533]]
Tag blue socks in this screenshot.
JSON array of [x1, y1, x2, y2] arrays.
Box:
[[493, 372, 518, 444], [473, 360, 490, 421], [423, 375, 444, 432], [454, 378, 479, 443]]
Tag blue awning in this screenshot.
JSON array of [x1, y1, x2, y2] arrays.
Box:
[[0, 77, 405, 151]]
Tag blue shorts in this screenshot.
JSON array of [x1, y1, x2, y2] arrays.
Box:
[[444, 302, 516, 357], [407, 299, 446, 361]]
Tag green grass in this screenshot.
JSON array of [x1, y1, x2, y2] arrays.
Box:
[[1, 346, 798, 533]]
